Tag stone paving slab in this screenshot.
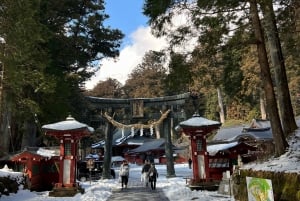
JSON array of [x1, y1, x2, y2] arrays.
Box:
[[107, 186, 169, 201]]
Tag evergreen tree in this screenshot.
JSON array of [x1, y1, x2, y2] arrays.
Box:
[[259, 0, 297, 135], [164, 52, 192, 95], [143, 0, 290, 155], [0, 0, 124, 152], [0, 0, 52, 151], [123, 50, 167, 98], [86, 78, 123, 98], [248, 0, 288, 156]]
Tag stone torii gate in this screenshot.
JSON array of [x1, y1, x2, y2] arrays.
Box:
[[85, 92, 190, 178]]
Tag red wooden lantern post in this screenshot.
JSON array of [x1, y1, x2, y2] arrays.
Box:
[[179, 113, 221, 185], [42, 115, 94, 196]]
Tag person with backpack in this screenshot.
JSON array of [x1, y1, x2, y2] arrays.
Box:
[[141, 160, 151, 187], [119, 160, 130, 188], [148, 163, 158, 190]]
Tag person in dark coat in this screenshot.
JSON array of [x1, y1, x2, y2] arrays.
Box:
[[148, 163, 158, 190], [188, 158, 192, 169]]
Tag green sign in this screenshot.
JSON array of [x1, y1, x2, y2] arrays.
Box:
[[246, 177, 274, 201]]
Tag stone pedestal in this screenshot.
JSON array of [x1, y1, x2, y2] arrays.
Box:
[[218, 171, 233, 196]]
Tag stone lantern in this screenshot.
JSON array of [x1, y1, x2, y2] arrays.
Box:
[[179, 113, 221, 186], [42, 115, 94, 196]]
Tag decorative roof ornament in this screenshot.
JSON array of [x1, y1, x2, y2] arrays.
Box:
[[66, 115, 75, 121]]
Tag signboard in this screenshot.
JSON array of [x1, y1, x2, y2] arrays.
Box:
[[132, 100, 144, 118], [246, 177, 274, 201]]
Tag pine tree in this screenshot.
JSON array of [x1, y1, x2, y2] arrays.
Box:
[[143, 0, 290, 155], [0, 0, 124, 153]]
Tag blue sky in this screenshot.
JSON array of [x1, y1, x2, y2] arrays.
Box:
[[85, 1, 168, 89], [104, 0, 148, 47]]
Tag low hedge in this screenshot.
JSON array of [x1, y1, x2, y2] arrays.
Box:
[[0, 176, 19, 197]]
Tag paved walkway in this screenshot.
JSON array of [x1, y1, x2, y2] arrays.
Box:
[[107, 183, 169, 201]]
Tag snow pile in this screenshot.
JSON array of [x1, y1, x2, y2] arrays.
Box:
[[244, 125, 300, 173], [0, 164, 13, 172], [0, 165, 22, 179]]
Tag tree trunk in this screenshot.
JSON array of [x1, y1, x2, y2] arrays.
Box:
[[21, 119, 37, 150], [249, 0, 288, 156], [102, 112, 113, 179], [259, 90, 267, 120], [260, 0, 298, 135], [217, 87, 225, 123], [295, 0, 300, 39], [0, 101, 11, 154]]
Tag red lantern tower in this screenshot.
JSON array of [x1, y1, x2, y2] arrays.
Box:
[[179, 113, 221, 187], [42, 115, 94, 196]]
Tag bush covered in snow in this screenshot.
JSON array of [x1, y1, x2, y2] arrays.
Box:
[[0, 176, 20, 197], [0, 165, 24, 198]]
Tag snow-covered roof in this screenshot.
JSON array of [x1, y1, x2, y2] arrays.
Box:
[[179, 113, 221, 127], [91, 127, 155, 148], [213, 125, 273, 142], [213, 126, 244, 141], [111, 156, 125, 162], [42, 115, 94, 132], [128, 138, 165, 153], [0, 37, 5, 43], [207, 141, 239, 156], [11, 147, 60, 162], [128, 138, 182, 154], [91, 140, 105, 149], [36, 147, 59, 158], [85, 153, 100, 160]]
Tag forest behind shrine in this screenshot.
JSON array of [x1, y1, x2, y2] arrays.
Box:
[[0, 0, 299, 158]]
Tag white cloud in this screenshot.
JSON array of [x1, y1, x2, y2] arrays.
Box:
[[85, 26, 168, 89]]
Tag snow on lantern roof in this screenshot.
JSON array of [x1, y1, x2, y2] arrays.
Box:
[[42, 115, 94, 132], [179, 113, 221, 128]]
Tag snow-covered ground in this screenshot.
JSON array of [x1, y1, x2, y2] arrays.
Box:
[[1, 121, 299, 201], [0, 163, 233, 201], [243, 125, 300, 173]]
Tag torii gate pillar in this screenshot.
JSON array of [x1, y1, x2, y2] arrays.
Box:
[[42, 115, 94, 196]]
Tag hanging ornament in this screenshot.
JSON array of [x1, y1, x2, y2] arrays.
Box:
[[131, 127, 134, 137], [103, 109, 171, 129], [150, 125, 153, 136], [140, 126, 143, 136], [122, 128, 125, 138]]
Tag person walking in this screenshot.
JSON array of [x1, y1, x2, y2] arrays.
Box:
[[141, 160, 151, 187], [119, 160, 130, 188], [148, 163, 158, 190], [188, 158, 192, 169]]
